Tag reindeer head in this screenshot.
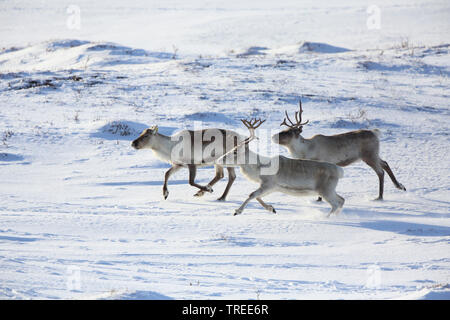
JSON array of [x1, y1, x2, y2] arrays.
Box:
[[131, 125, 158, 149], [272, 99, 309, 146]]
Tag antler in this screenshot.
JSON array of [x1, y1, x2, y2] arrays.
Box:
[[241, 118, 265, 130], [296, 100, 309, 126], [280, 111, 296, 128], [280, 99, 309, 128], [214, 117, 266, 164], [241, 118, 266, 142]]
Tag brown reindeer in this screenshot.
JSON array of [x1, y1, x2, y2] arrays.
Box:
[[132, 126, 246, 201], [271, 100, 406, 200]]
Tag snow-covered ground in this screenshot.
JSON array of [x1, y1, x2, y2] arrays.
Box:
[[0, 1, 449, 300]]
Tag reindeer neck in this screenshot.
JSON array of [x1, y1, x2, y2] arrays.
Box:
[[288, 134, 311, 156], [149, 133, 175, 162]]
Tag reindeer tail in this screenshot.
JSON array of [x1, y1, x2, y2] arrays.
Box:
[[371, 129, 381, 138]]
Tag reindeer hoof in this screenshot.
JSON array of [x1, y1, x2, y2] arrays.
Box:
[[163, 189, 169, 200], [234, 209, 242, 216], [374, 197, 383, 201], [204, 185, 213, 193], [316, 197, 323, 202], [216, 197, 226, 201], [399, 184, 406, 191], [194, 190, 205, 197], [265, 205, 276, 213]]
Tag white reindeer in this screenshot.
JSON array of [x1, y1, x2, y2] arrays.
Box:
[[132, 126, 246, 201], [217, 118, 345, 217], [271, 100, 406, 200]]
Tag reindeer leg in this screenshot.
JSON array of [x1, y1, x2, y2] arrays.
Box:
[[234, 185, 273, 216], [163, 164, 182, 200], [363, 159, 385, 200], [194, 165, 224, 197], [317, 175, 345, 217], [256, 197, 276, 213], [374, 168, 385, 201], [322, 192, 345, 218], [188, 164, 213, 194], [380, 159, 406, 192], [217, 167, 236, 201]]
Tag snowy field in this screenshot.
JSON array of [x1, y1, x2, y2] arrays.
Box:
[[0, 0, 449, 299]]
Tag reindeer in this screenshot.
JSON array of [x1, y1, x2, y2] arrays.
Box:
[[271, 100, 406, 200], [216, 118, 345, 217], [131, 125, 246, 201]]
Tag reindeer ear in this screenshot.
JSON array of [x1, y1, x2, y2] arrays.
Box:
[[150, 125, 158, 134]]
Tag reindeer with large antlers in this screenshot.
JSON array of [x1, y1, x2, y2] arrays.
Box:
[[217, 118, 345, 216], [132, 125, 247, 201], [272, 99, 406, 200]]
